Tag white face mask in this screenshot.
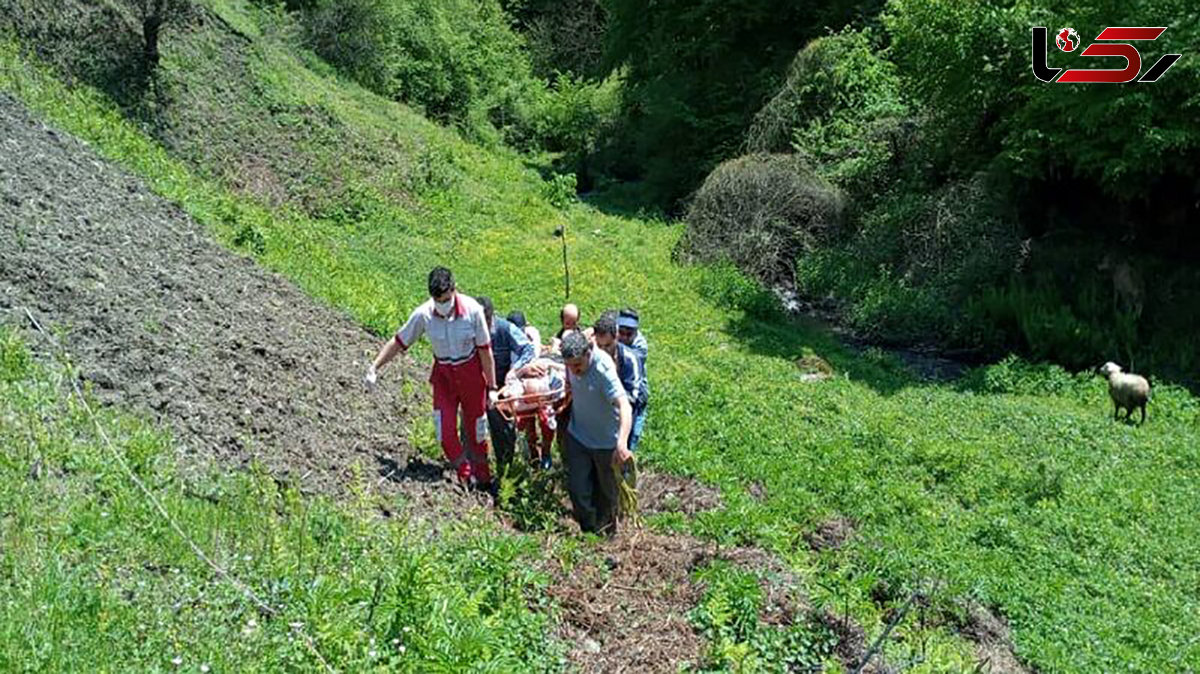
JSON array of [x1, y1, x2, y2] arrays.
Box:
[[434, 295, 455, 316]]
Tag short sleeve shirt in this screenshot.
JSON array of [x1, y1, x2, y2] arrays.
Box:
[[395, 294, 491, 363], [567, 347, 627, 450]]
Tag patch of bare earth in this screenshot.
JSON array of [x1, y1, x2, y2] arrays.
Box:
[[957, 603, 1033, 674], [638, 471, 723, 516], [814, 609, 896, 674], [0, 93, 467, 514], [546, 531, 709, 672], [806, 514, 857, 552]]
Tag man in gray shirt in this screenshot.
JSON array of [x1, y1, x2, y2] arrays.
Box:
[[560, 331, 633, 536]]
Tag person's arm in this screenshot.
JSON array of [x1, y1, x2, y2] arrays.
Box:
[[371, 338, 404, 372], [366, 310, 420, 386], [509, 322, 536, 372], [600, 360, 632, 465], [613, 395, 632, 466], [629, 351, 646, 408], [479, 347, 498, 390], [472, 306, 498, 392]]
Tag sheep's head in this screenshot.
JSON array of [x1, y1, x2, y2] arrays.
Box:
[[1098, 361, 1122, 379]]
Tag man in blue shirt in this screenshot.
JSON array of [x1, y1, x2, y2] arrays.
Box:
[[478, 296, 536, 471], [561, 331, 632, 536], [617, 308, 649, 451], [593, 312, 645, 413]]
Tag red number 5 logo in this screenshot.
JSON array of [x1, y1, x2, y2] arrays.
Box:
[[1032, 26, 1182, 83]]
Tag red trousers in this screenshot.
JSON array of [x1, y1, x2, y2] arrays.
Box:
[[430, 354, 491, 484], [519, 411, 555, 462]]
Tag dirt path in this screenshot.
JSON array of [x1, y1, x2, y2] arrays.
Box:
[[0, 92, 445, 499]]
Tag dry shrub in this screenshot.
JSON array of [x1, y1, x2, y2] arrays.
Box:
[[680, 153, 844, 284], [897, 175, 1024, 289]]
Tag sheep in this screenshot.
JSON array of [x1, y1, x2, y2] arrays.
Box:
[[1097, 361, 1151, 424]]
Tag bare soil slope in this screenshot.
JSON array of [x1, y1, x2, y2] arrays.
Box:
[[0, 93, 431, 496]]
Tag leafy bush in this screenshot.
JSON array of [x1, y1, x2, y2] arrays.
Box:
[[885, 0, 1200, 208], [680, 153, 844, 284], [504, 0, 608, 80], [301, 0, 539, 142], [795, 173, 1022, 345], [959, 354, 1093, 398], [542, 172, 578, 209], [965, 275, 1130, 369], [517, 71, 623, 179], [598, 0, 886, 205], [747, 28, 910, 202], [496, 458, 568, 532], [690, 562, 836, 672], [695, 262, 783, 320], [0, 328, 32, 382]]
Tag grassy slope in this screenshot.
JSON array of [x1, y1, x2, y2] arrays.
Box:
[[2, 1, 1200, 670], [0, 330, 562, 672]]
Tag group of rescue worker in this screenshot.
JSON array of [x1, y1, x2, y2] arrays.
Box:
[[366, 266, 649, 536]]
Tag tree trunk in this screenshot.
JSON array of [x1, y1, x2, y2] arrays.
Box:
[[142, 0, 166, 70]]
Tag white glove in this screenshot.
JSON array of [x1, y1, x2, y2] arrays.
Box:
[[364, 364, 378, 390]]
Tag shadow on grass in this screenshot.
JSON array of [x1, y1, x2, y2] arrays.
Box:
[[721, 310, 938, 397]]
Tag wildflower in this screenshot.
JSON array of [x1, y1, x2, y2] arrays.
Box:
[[247, 619, 257, 629], [200, 665, 210, 673], [399, 645, 406, 654], [368, 650, 377, 659], [171, 656, 183, 666]]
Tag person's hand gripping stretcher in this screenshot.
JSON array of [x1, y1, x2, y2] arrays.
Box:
[[493, 357, 570, 423]]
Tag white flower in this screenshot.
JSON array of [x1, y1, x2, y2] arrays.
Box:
[[392, 638, 400, 646], [399, 645, 406, 654], [171, 656, 183, 666], [200, 665, 210, 673], [100, 511, 109, 518], [368, 650, 377, 659], [247, 619, 257, 629], [289, 622, 303, 629]]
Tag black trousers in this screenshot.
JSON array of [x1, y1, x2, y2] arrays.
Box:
[[486, 408, 518, 470], [564, 432, 618, 537]]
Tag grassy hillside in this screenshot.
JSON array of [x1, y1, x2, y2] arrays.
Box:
[[0, 329, 562, 671], [3, 1, 1200, 671]]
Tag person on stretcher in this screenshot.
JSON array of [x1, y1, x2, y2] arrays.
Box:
[[497, 357, 566, 469]]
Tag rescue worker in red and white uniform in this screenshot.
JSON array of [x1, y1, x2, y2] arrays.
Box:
[[365, 267, 499, 489]]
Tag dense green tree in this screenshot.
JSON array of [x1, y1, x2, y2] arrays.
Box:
[[885, 0, 1200, 252], [599, 0, 883, 206]]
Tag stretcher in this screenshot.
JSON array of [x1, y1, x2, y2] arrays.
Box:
[[494, 380, 569, 423]]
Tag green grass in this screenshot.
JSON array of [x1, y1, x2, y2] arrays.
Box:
[[0, 329, 563, 672], [3, 3, 1200, 671]]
